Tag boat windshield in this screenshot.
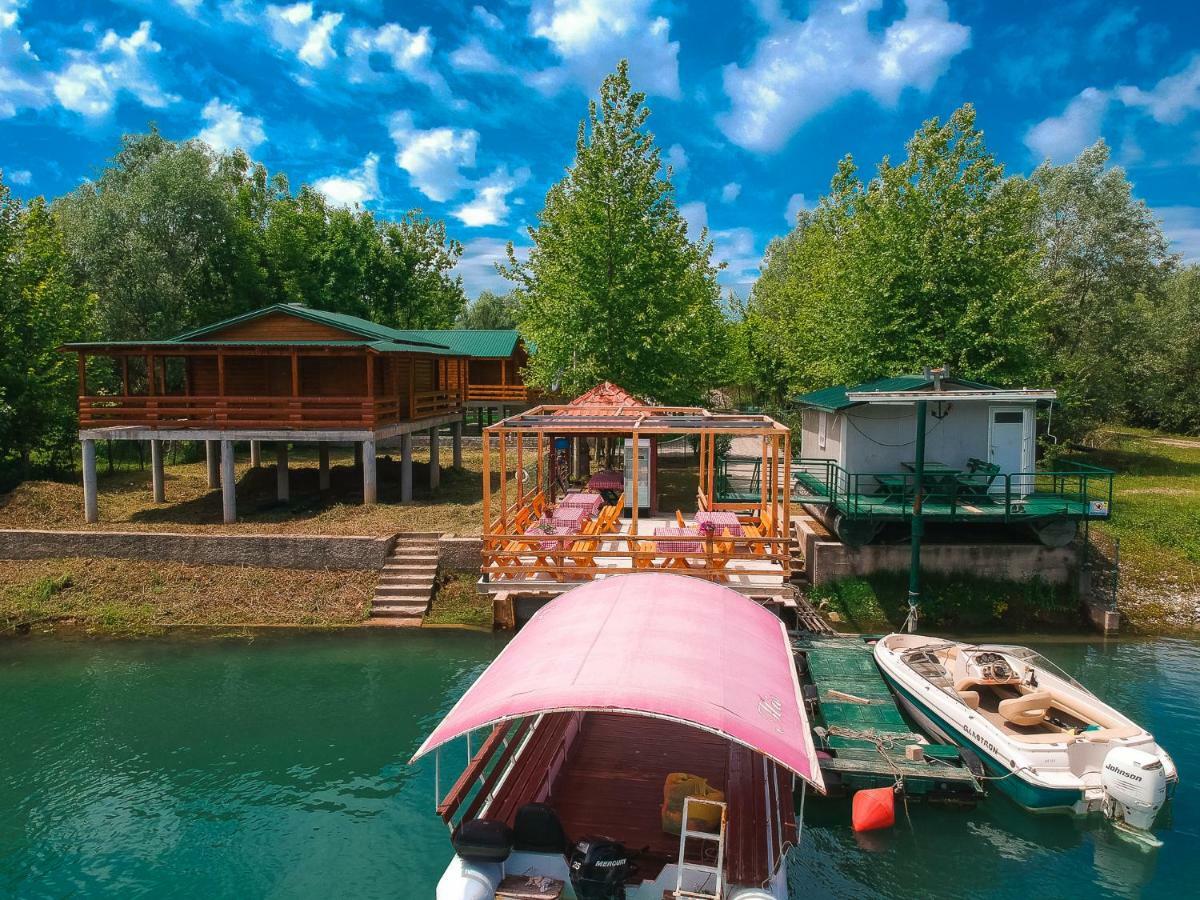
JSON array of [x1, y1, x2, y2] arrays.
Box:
[[982, 645, 1086, 690]]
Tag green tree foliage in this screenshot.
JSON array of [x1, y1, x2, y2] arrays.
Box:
[[54, 130, 466, 340], [750, 105, 1044, 395], [1134, 265, 1200, 434], [1029, 141, 1174, 433], [456, 290, 520, 329], [503, 61, 727, 404], [0, 176, 94, 475]]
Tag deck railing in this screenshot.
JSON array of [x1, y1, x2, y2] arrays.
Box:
[[79, 391, 462, 429], [467, 383, 530, 402], [778, 457, 1115, 522]]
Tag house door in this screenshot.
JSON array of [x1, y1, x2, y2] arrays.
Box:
[[988, 407, 1031, 495]]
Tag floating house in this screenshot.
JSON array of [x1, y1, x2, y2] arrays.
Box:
[[391, 328, 533, 416], [776, 371, 1114, 546], [64, 303, 470, 523]]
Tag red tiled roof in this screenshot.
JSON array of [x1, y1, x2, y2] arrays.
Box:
[[564, 382, 647, 414]]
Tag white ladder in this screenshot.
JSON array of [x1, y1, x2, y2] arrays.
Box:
[[672, 796, 728, 900]]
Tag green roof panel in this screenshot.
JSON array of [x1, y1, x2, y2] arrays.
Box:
[[793, 375, 1001, 411], [391, 329, 521, 358]]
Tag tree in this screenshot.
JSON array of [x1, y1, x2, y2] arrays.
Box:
[[1029, 141, 1174, 433], [0, 177, 94, 475], [1133, 265, 1200, 434], [457, 290, 520, 329], [749, 105, 1044, 396], [502, 60, 727, 404]]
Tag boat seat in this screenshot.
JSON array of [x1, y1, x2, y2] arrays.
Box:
[[956, 689, 980, 710], [998, 691, 1053, 727], [1077, 725, 1144, 742]]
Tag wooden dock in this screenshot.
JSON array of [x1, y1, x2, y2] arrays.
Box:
[[792, 635, 985, 802]]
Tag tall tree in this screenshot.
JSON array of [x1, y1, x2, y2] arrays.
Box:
[[750, 105, 1044, 396], [502, 60, 727, 404], [1029, 141, 1174, 433], [457, 290, 520, 329], [0, 177, 94, 474]]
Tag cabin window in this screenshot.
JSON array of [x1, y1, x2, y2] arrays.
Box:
[[993, 411, 1024, 424], [818, 412, 828, 450]]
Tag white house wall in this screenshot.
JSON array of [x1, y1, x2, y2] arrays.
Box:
[[841, 402, 1029, 473], [800, 409, 845, 465]]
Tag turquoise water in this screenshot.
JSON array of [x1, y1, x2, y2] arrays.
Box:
[[1, 632, 1196, 898]]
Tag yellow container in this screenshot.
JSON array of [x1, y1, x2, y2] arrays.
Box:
[[661, 772, 725, 835]]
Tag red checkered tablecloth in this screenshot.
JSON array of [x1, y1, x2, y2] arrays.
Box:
[[558, 492, 604, 515], [587, 469, 624, 490], [694, 511, 744, 537], [523, 523, 574, 551], [654, 527, 702, 553], [549, 505, 589, 528]]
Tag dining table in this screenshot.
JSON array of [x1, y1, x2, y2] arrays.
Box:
[[548, 505, 589, 528], [694, 510, 744, 537], [557, 492, 604, 515]]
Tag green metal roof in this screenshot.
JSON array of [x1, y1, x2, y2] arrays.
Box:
[[391, 329, 522, 358], [793, 375, 1001, 411], [62, 339, 462, 354]]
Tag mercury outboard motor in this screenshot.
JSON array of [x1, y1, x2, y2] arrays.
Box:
[[568, 837, 630, 900]]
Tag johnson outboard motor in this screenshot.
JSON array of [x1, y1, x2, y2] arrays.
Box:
[[1101, 747, 1169, 844], [568, 837, 630, 900]]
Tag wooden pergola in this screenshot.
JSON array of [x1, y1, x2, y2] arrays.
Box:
[[480, 403, 793, 594]]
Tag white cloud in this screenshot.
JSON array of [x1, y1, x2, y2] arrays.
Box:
[[313, 153, 380, 207], [52, 21, 178, 118], [1118, 56, 1200, 125], [172, 0, 204, 14], [473, 5, 504, 31], [528, 0, 681, 99], [785, 192, 810, 223], [450, 38, 508, 75], [711, 226, 761, 289], [345, 21, 456, 101], [721, 182, 741, 204], [1025, 87, 1109, 162], [455, 236, 527, 296], [389, 111, 479, 201], [5, 167, 32, 184], [1158, 206, 1200, 262], [0, 0, 49, 118], [265, 3, 343, 68], [680, 201, 707, 240], [665, 143, 688, 174], [196, 98, 266, 153], [720, 0, 969, 152], [454, 166, 531, 227]]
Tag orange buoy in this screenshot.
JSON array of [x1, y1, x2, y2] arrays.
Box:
[[851, 787, 895, 832]]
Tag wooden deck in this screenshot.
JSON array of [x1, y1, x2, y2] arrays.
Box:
[[484, 712, 792, 887]]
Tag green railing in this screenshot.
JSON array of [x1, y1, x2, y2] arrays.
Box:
[[782, 457, 1114, 522]]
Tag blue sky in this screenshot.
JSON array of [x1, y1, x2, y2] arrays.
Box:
[[2, 0, 1199, 299]]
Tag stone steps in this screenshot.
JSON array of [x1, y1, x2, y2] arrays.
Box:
[[370, 534, 441, 623]]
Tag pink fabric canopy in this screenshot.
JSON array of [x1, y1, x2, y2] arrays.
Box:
[[411, 573, 825, 792]]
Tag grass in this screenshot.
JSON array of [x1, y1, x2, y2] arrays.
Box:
[[809, 572, 1081, 633], [1064, 427, 1200, 632], [424, 572, 493, 628], [0, 444, 486, 537], [0, 557, 375, 634]]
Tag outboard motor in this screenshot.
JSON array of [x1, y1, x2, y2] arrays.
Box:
[[1102, 747, 1168, 839], [568, 837, 630, 900]]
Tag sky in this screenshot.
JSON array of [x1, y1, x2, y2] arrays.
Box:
[[2, 0, 1199, 300]]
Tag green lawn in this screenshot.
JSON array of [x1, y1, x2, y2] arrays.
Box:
[[1068, 428, 1200, 631]]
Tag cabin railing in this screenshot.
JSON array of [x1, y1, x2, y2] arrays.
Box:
[[79, 392, 461, 429], [467, 384, 530, 402]]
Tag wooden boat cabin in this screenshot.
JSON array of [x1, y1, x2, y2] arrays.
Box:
[[414, 574, 824, 899], [63, 303, 470, 523], [391, 328, 532, 414], [755, 368, 1116, 547], [479, 384, 794, 598]]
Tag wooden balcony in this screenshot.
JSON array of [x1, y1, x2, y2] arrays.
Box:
[[467, 383, 530, 403], [79, 390, 462, 430]]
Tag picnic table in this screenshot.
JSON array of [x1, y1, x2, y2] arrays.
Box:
[[901, 460, 962, 494], [694, 510, 744, 537], [587, 469, 623, 490], [522, 522, 575, 551], [557, 492, 604, 515], [549, 505, 589, 528], [653, 526, 702, 553]]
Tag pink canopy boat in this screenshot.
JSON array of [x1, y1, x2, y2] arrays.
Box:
[[416, 573, 823, 900]]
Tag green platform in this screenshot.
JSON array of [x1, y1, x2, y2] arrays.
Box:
[[793, 636, 984, 801]]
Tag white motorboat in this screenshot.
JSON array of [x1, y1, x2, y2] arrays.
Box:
[[873, 634, 1177, 846]]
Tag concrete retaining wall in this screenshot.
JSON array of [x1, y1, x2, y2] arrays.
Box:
[[0, 529, 395, 570], [794, 516, 1079, 587], [439, 536, 483, 571]]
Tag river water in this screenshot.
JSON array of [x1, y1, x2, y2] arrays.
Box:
[[1, 631, 1195, 898]]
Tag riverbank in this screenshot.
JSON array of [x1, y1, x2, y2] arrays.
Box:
[[1071, 428, 1200, 632], [0, 557, 375, 634]]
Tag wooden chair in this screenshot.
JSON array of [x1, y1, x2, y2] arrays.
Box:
[[632, 540, 658, 570], [566, 520, 602, 574], [675, 509, 687, 528]]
